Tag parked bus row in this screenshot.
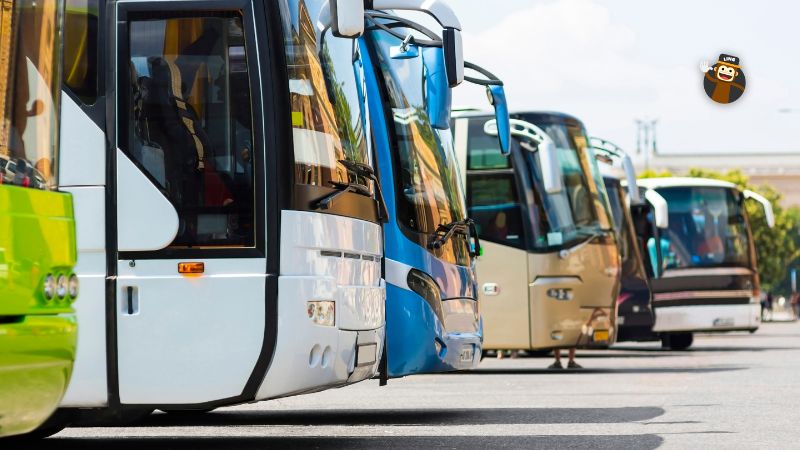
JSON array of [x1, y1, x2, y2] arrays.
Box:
[[0, 0, 775, 439]]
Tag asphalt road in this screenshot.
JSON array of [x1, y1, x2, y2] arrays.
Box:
[[32, 321, 800, 449]]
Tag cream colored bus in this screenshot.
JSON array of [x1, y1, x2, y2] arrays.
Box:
[[452, 111, 621, 352]]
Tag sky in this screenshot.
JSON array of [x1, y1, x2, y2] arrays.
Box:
[[442, 0, 800, 158]]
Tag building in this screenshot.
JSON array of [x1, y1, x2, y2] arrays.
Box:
[[636, 152, 800, 207]]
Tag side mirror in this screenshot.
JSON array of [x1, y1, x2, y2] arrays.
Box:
[[328, 0, 365, 38], [422, 47, 452, 130], [645, 189, 669, 229], [390, 42, 419, 59], [540, 139, 563, 194], [442, 28, 464, 87], [369, 1, 464, 85], [486, 85, 510, 155], [621, 155, 642, 204], [743, 189, 776, 228]]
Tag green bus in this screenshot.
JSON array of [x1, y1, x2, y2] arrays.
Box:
[[0, 0, 78, 438]]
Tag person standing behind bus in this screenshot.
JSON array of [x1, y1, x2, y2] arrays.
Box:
[[549, 348, 581, 369]]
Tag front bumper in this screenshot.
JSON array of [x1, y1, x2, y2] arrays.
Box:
[[255, 276, 384, 401], [0, 314, 77, 437], [386, 284, 482, 377], [653, 303, 761, 333]]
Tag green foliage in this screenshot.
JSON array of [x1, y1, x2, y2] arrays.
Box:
[[640, 168, 800, 293], [638, 168, 674, 178]]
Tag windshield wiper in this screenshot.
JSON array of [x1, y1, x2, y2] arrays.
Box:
[[428, 218, 482, 258], [558, 228, 613, 259], [313, 160, 389, 222], [314, 181, 372, 210]]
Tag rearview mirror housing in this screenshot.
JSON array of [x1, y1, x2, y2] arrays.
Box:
[[442, 28, 464, 87], [645, 189, 669, 229], [540, 140, 563, 194], [390, 43, 419, 59], [422, 47, 452, 130], [622, 155, 642, 204], [743, 189, 776, 228], [486, 85, 510, 155], [330, 0, 365, 38]]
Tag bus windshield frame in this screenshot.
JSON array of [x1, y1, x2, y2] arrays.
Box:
[[651, 185, 752, 273]]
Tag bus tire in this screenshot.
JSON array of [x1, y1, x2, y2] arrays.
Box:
[[71, 407, 155, 427], [661, 333, 693, 350]]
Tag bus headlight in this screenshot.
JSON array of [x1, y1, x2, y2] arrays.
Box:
[[56, 275, 68, 299], [43, 274, 56, 300], [307, 301, 335, 327], [68, 274, 79, 299], [407, 269, 445, 324]]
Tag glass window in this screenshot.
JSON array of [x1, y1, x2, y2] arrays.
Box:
[[368, 29, 470, 265], [467, 174, 524, 248], [280, 0, 371, 192], [466, 118, 510, 170], [516, 115, 604, 250], [123, 13, 256, 248], [654, 186, 750, 271], [63, 0, 98, 103], [0, 0, 62, 189]]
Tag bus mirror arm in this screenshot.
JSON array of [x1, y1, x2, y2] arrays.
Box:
[[743, 189, 775, 228]]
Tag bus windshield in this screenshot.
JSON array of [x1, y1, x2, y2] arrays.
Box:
[[517, 115, 604, 250], [652, 186, 751, 271], [0, 0, 62, 189], [368, 29, 470, 265]]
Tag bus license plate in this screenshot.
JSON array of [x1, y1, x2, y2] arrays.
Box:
[[460, 347, 473, 363], [713, 317, 735, 327], [593, 330, 610, 342]]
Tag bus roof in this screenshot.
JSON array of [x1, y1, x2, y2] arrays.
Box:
[[637, 177, 738, 190]]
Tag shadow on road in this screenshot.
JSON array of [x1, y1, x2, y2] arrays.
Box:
[[37, 434, 665, 450], [467, 366, 746, 375], [127, 406, 665, 427], [611, 346, 797, 353]]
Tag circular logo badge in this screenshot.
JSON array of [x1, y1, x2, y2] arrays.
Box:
[[702, 53, 746, 104]]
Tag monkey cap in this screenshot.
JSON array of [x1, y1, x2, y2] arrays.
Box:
[[704, 53, 746, 104], [717, 54, 740, 69]]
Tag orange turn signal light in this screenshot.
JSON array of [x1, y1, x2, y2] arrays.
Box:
[[178, 262, 205, 274]]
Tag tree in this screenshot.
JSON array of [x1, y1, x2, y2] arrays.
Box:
[[640, 168, 800, 293]]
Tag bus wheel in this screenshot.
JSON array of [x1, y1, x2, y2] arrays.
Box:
[[71, 407, 155, 427], [160, 408, 216, 415], [0, 410, 74, 441], [662, 333, 693, 350]]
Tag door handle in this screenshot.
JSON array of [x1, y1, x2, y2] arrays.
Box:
[[123, 286, 139, 315]]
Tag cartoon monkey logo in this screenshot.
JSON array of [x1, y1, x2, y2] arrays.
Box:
[[702, 54, 746, 104]]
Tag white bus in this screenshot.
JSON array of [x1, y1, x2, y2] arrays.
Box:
[[50, 0, 469, 425], [637, 177, 774, 349]]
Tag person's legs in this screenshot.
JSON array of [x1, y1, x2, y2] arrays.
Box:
[[548, 349, 563, 369], [567, 347, 582, 369]]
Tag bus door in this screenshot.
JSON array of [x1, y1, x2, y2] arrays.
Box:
[[458, 117, 531, 350], [112, 1, 269, 405]]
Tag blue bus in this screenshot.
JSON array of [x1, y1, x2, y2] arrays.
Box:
[[360, 5, 509, 377]]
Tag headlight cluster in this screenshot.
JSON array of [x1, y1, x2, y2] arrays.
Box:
[[43, 272, 79, 304], [407, 269, 445, 324]]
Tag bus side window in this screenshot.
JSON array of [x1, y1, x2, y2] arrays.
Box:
[[465, 119, 524, 249], [64, 0, 99, 104], [122, 13, 256, 249]]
